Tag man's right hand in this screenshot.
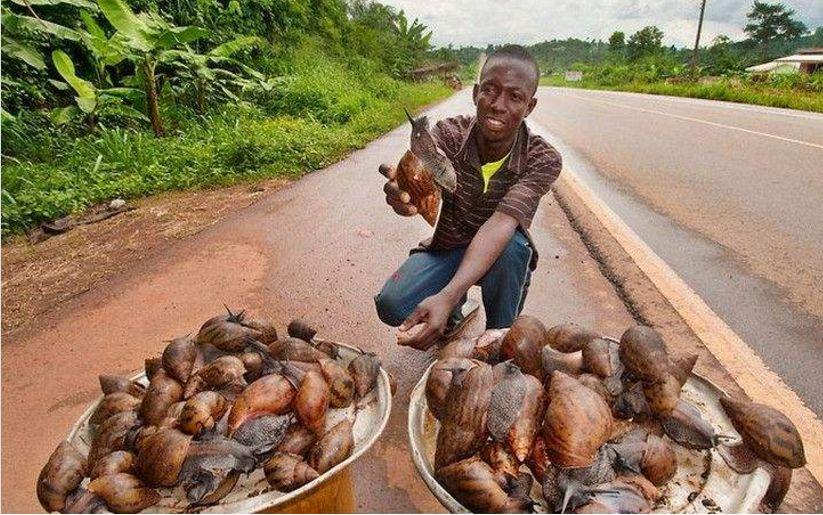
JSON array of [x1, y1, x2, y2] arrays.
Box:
[[379, 163, 418, 217]]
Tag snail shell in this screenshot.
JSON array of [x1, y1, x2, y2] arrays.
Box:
[[670, 352, 698, 387], [178, 391, 228, 435], [228, 373, 296, 435], [88, 473, 161, 513], [98, 375, 146, 398], [434, 363, 494, 469], [277, 423, 317, 457], [545, 323, 599, 353], [264, 452, 319, 492], [426, 358, 479, 421], [435, 456, 517, 513], [161, 335, 197, 384], [395, 149, 440, 226], [196, 316, 260, 353], [542, 371, 613, 469], [487, 361, 545, 462], [618, 325, 671, 383], [318, 358, 355, 409], [640, 434, 677, 486], [720, 396, 806, 469], [500, 315, 547, 379], [438, 337, 483, 360], [581, 338, 621, 378], [135, 428, 192, 487], [241, 314, 279, 344], [198, 355, 246, 388], [269, 337, 327, 362], [643, 373, 682, 416], [287, 319, 317, 342], [294, 370, 330, 434], [90, 450, 136, 480], [90, 392, 141, 426], [139, 369, 184, 426], [37, 441, 87, 512], [479, 441, 520, 481], [347, 352, 381, 398], [307, 418, 354, 474], [89, 410, 140, 465]]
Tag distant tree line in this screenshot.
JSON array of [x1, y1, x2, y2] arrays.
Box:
[[435, 1, 819, 76]]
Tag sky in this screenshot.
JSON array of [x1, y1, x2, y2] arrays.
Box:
[[380, 0, 823, 49]]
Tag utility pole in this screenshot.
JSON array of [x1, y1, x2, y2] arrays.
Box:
[[691, 0, 707, 72]]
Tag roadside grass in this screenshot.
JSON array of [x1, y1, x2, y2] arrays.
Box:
[[539, 75, 823, 113], [1, 51, 452, 237]]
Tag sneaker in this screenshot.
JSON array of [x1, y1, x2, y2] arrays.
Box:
[[443, 298, 480, 340]]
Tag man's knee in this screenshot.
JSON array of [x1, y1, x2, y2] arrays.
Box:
[[374, 289, 406, 327]]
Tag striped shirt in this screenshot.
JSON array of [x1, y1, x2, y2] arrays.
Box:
[[419, 115, 562, 269]]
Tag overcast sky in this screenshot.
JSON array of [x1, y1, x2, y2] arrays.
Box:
[[380, 0, 823, 49]]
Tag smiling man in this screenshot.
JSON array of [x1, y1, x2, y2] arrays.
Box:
[[374, 45, 562, 350]]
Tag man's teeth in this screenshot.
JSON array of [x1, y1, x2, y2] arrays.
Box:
[[486, 118, 504, 128]]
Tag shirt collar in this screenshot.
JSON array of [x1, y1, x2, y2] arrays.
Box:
[[455, 116, 528, 175]]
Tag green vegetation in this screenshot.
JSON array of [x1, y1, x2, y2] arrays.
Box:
[[540, 71, 823, 112], [1, 0, 453, 236], [440, 1, 820, 111]]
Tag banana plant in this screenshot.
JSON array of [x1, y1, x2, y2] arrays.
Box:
[[50, 49, 146, 126], [161, 35, 264, 114], [96, 0, 209, 136], [0, 0, 93, 70]]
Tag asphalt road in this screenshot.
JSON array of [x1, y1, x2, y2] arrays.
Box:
[[3, 92, 638, 512], [531, 87, 823, 416]]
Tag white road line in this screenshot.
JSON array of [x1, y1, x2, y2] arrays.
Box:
[[559, 93, 823, 150], [551, 87, 823, 121]]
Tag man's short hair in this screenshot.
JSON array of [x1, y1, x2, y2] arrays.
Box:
[[481, 45, 540, 94]]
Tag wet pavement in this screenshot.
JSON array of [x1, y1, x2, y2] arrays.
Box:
[[2, 90, 635, 512]]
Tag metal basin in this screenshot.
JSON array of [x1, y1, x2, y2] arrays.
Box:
[[67, 340, 391, 513], [408, 360, 773, 513]]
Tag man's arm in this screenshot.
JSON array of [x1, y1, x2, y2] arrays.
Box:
[[397, 211, 518, 349]]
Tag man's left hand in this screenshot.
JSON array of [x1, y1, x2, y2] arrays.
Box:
[[396, 293, 456, 350]]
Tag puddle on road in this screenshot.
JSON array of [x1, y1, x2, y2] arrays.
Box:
[[533, 123, 823, 417]]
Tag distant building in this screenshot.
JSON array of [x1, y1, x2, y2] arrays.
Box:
[[746, 48, 823, 74], [745, 61, 800, 74], [774, 47, 823, 74]]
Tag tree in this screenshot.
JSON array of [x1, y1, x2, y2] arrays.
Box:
[[627, 26, 664, 61], [97, 0, 209, 136], [705, 35, 741, 73], [608, 31, 625, 55], [744, 1, 808, 58]]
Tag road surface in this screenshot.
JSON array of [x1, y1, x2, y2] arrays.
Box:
[[2, 92, 636, 512], [531, 87, 823, 416]]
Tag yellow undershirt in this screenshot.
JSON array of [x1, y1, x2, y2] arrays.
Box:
[[480, 152, 510, 193]]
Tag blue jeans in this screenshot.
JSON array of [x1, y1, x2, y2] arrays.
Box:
[[374, 230, 533, 330]]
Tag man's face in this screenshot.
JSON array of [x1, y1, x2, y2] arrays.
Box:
[[472, 57, 538, 144]]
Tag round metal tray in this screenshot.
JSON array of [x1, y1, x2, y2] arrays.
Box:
[[67, 340, 391, 513], [408, 360, 772, 513]]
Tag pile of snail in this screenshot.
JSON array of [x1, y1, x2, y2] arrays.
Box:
[[37, 309, 382, 514], [425, 316, 807, 514]]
